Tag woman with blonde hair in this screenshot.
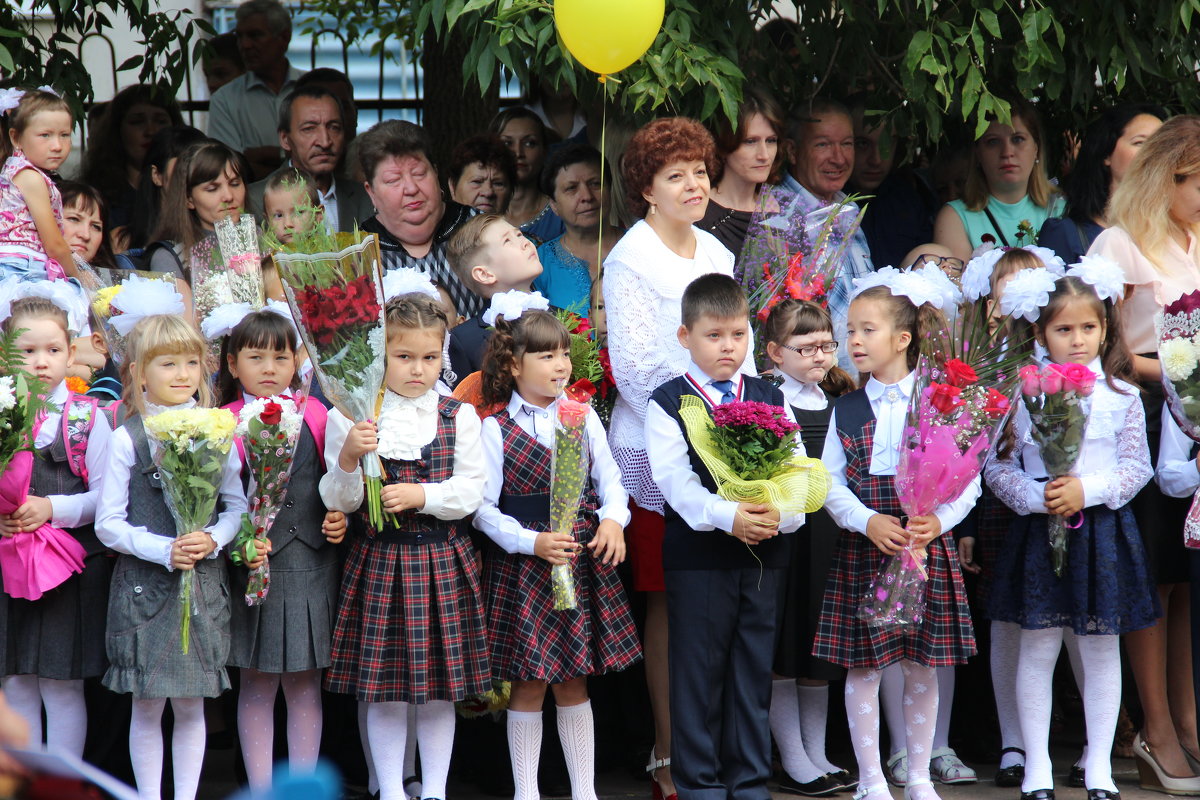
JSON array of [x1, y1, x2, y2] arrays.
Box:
[[1088, 114, 1200, 795], [933, 97, 1064, 262]]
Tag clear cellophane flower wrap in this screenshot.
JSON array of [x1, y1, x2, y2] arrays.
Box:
[[272, 233, 393, 530], [858, 353, 1018, 631], [231, 375, 312, 605], [549, 397, 591, 611], [143, 408, 237, 654], [193, 215, 266, 323], [676, 395, 831, 521], [90, 270, 184, 364], [1018, 363, 1094, 576], [1158, 290, 1200, 546]]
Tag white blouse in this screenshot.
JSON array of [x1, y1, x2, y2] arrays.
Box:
[[985, 360, 1152, 514], [775, 371, 829, 411], [319, 390, 486, 520], [35, 382, 111, 529], [1156, 409, 1200, 499], [474, 393, 630, 555]]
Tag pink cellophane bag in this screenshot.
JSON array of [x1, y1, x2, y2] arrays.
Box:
[[0, 449, 86, 601]]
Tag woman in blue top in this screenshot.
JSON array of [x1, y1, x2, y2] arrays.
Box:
[[533, 144, 623, 314], [933, 97, 1064, 262]]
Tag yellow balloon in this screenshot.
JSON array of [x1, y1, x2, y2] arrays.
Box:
[[554, 0, 665, 76]]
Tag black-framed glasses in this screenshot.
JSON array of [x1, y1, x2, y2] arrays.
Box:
[[912, 254, 966, 274], [779, 341, 839, 358]]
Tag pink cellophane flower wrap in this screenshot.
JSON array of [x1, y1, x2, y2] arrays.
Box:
[[0, 450, 85, 600]]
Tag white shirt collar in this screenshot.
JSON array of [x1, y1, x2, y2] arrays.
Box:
[[865, 371, 915, 403], [48, 381, 69, 409], [144, 395, 197, 417], [776, 370, 828, 409], [384, 388, 438, 412], [507, 391, 554, 419]]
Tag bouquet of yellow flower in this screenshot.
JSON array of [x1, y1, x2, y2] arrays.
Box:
[[143, 408, 237, 653]]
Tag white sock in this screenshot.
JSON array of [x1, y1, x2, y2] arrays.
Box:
[[404, 704, 421, 797], [281, 670, 323, 774], [507, 709, 543, 800], [170, 697, 207, 800], [238, 669, 280, 789], [932, 668, 954, 751], [845, 668, 887, 793], [557, 701, 599, 800], [40, 678, 86, 757], [991, 621, 1025, 769], [901, 661, 941, 800], [130, 698, 167, 800], [415, 701, 455, 800], [368, 701, 410, 800], [1063, 632, 1090, 769], [359, 700, 380, 794], [1071, 632, 1120, 792], [1017, 627, 1062, 792], [771, 680, 824, 783], [2, 675, 42, 746], [881, 664, 906, 761], [797, 684, 839, 774]]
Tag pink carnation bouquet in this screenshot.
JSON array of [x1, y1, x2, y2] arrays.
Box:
[[1018, 361, 1097, 576]]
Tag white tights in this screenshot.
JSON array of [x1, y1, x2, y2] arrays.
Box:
[[129, 697, 206, 800], [237, 669, 323, 788], [1017, 628, 1118, 793], [846, 662, 940, 800], [366, 700, 456, 800], [1, 675, 86, 757]]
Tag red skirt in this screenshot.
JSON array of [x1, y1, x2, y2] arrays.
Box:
[[325, 531, 491, 703], [626, 501, 666, 592]]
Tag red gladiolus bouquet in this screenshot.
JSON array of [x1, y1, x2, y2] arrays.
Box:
[[273, 233, 392, 530], [858, 354, 1018, 631], [1017, 362, 1096, 576], [549, 396, 591, 611], [231, 393, 308, 605], [1158, 290, 1200, 546]]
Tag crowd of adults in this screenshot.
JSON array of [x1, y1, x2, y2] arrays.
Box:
[[48, 0, 1200, 794]]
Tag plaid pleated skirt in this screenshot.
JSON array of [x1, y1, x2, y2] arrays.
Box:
[[325, 530, 491, 703], [484, 526, 642, 684]]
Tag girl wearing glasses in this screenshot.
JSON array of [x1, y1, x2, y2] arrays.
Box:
[[760, 299, 857, 796]]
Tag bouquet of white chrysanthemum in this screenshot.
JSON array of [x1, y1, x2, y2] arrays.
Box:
[[230, 395, 306, 605]]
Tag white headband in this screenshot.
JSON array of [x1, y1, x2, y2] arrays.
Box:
[[998, 267, 1059, 322], [852, 266, 949, 310], [1067, 254, 1125, 304], [482, 290, 551, 327], [961, 245, 1066, 302], [383, 268, 441, 303], [200, 299, 296, 341], [107, 274, 186, 335], [0, 277, 89, 337]]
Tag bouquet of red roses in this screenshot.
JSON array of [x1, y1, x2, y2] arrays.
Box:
[[273, 232, 392, 530], [1018, 362, 1096, 576]]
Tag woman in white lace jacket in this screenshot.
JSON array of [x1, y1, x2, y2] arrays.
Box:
[[602, 117, 753, 800]]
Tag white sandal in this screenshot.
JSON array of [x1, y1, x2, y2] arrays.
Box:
[[886, 750, 908, 787], [929, 748, 977, 785]]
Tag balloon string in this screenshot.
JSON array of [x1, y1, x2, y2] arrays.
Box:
[[597, 81, 607, 283]]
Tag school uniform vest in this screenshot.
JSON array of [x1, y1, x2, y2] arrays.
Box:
[[30, 424, 101, 555], [264, 426, 330, 557], [833, 389, 903, 517], [650, 375, 789, 571]]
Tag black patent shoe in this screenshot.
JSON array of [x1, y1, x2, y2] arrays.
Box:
[[779, 773, 843, 797], [996, 748, 1026, 788], [1087, 791, 1119, 800], [826, 770, 858, 792], [1067, 766, 1085, 788], [1020, 790, 1055, 800]]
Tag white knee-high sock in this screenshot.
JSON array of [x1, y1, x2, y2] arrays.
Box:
[[1071, 632, 1120, 792], [238, 669, 280, 789], [415, 701, 455, 800], [933, 667, 954, 751], [557, 701, 599, 800], [404, 703, 421, 797], [39, 678, 86, 757], [991, 621, 1025, 769], [170, 697, 207, 800], [368, 701, 411, 800], [130, 697, 167, 800], [359, 700, 380, 795], [880, 664, 907, 759], [797, 684, 839, 775], [281, 670, 323, 773], [901, 661, 941, 800], [771, 679, 823, 783], [507, 709, 543, 800], [845, 668, 886, 793], [1063, 631, 1089, 768], [2, 675, 42, 747], [1017, 627, 1063, 792]]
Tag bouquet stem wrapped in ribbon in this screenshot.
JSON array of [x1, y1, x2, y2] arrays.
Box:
[[143, 408, 237, 654], [230, 388, 310, 606], [549, 396, 591, 611], [676, 396, 830, 569], [858, 355, 1017, 630], [1018, 362, 1095, 577], [272, 233, 393, 531], [1159, 290, 1200, 547]]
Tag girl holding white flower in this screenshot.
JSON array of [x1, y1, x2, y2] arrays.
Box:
[[0, 286, 110, 758], [214, 307, 347, 790], [985, 272, 1159, 800], [94, 314, 248, 800]]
